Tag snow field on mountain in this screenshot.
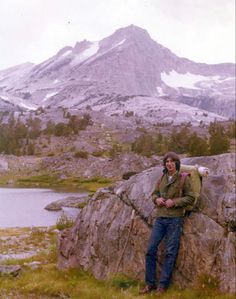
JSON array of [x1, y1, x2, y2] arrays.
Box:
[[161, 70, 220, 89]]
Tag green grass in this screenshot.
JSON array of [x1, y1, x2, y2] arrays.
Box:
[[0, 227, 235, 299], [0, 266, 234, 299], [16, 174, 60, 187], [8, 174, 113, 192], [0, 178, 8, 185], [55, 212, 75, 231]]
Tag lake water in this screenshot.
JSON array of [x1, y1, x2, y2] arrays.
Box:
[[0, 188, 82, 228]]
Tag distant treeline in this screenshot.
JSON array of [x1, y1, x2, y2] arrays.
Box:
[[131, 122, 235, 157], [0, 113, 92, 155], [0, 111, 234, 157]]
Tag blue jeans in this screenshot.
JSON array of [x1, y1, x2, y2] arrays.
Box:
[[145, 217, 183, 289]]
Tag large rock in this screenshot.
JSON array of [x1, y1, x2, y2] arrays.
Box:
[[44, 195, 89, 211], [0, 158, 8, 172], [41, 152, 156, 179], [0, 265, 21, 277], [58, 153, 236, 293], [0, 154, 41, 176]]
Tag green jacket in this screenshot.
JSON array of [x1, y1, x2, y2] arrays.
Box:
[[152, 171, 195, 217]]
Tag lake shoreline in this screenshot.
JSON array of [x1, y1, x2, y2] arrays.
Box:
[[0, 188, 81, 228]]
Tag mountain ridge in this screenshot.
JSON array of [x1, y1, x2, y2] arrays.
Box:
[[0, 25, 235, 122]]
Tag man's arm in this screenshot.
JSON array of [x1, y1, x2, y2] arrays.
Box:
[[151, 177, 165, 206], [173, 176, 195, 207], [151, 175, 162, 204], [152, 192, 166, 206]]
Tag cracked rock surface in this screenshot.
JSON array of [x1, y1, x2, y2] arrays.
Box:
[[58, 153, 236, 293]]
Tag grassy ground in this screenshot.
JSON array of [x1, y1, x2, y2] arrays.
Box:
[[0, 228, 235, 299], [0, 174, 113, 193]]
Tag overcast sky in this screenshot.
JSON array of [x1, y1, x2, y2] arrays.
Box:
[[0, 0, 235, 70]]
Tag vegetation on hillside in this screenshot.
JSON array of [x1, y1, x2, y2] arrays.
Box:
[[131, 121, 234, 157], [0, 109, 235, 158], [0, 112, 92, 155]]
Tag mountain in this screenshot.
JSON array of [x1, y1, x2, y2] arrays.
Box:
[[0, 25, 235, 124]]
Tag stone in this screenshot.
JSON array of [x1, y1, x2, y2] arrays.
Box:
[[0, 265, 21, 277], [57, 153, 235, 293], [45, 195, 90, 211], [24, 261, 42, 270], [7, 179, 15, 185], [0, 159, 8, 171]]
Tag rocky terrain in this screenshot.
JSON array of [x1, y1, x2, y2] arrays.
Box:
[[58, 153, 236, 293], [0, 227, 57, 275], [0, 151, 157, 183], [0, 227, 52, 260]]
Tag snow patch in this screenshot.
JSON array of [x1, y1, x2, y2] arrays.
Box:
[[19, 102, 37, 110], [43, 92, 58, 102], [0, 93, 37, 110], [112, 39, 126, 48], [79, 39, 126, 66], [0, 95, 9, 100], [103, 39, 126, 53], [71, 42, 99, 66], [156, 87, 166, 96], [161, 70, 220, 89], [83, 42, 99, 57], [62, 50, 72, 57], [53, 79, 60, 84], [218, 76, 235, 82]]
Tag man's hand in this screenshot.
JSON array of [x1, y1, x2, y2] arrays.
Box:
[[155, 197, 165, 206], [165, 199, 175, 208]]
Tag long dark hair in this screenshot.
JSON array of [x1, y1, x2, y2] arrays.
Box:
[[163, 151, 181, 173]]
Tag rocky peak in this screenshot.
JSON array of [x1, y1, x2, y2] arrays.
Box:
[[0, 25, 234, 120], [99, 24, 173, 59], [111, 24, 151, 41], [56, 46, 73, 56], [73, 40, 93, 54]]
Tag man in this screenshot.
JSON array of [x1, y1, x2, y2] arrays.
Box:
[[140, 152, 194, 296]]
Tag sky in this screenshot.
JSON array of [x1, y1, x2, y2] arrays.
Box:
[[0, 0, 235, 70]]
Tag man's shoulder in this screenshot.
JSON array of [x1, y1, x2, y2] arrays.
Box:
[[179, 172, 190, 180]]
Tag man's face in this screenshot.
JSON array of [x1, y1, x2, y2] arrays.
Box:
[[166, 157, 176, 175]]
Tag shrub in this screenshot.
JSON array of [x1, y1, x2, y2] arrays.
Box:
[[208, 122, 230, 154], [92, 150, 105, 157], [54, 122, 72, 136], [74, 151, 89, 159], [56, 212, 74, 230], [124, 111, 134, 117], [131, 134, 154, 157], [47, 152, 55, 156], [122, 172, 137, 180], [188, 133, 209, 156], [108, 143, 122, 158], [111, 275, 139, 289]]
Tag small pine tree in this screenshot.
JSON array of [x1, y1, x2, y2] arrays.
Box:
[[27, 142, 35, 155], [132, 134, 154, 157], [226, 121, 236, 139], [167, 126, 190, 154], [44, 120, 55, 135], [208, 122, 230, 155], [188, 132, 209, 157]]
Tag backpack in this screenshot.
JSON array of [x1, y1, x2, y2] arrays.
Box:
[[156, 164, 209, 213]]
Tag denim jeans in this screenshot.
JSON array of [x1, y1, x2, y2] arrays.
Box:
[[145, 217, 183, 289]]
